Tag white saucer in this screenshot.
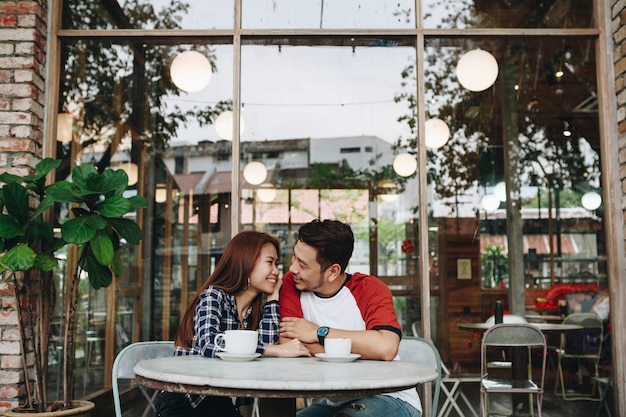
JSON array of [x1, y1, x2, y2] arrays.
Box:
[[216, 352, 261, 362], [315, 353, 361, 363]]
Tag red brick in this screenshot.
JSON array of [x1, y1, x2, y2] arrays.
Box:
[[0, 3, 39, 15], [0, 16, 17, 27]]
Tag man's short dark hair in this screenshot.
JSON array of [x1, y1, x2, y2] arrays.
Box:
[[296, 219, 354, 273]]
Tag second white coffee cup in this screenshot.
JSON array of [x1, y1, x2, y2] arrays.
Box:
[[215, 330, 258, 355], [324, 338, 352, 356]]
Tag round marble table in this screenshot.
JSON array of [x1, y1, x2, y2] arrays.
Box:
[[134, 355, 437, 417]]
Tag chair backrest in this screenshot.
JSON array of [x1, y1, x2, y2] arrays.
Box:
[[562, 313, 603, 356], [485, 314, 528, 325], [480, 324, 547, 388], [113, 341, 175, 417], [399, 337, 442, 417]]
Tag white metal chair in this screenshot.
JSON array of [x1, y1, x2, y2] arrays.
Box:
[[399, 337, 442, 417], [438, 362, 480, 417], [554, 313, 604, 400], [480, 324, 547, 417], [112, 341, 175, 417]]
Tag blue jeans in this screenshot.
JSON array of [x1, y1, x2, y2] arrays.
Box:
[[296, 395, 421, 417]]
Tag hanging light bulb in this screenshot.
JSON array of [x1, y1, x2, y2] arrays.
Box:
[[57, 113, 73, 143], [393, 153, 417, 177], [121, 162, 138, 186], [562, 121, 572, 137], [456, 49, 499, 92], [481, 194, 500, 212], [425, 118, 450, 149], [256, 183, 277, 202], [243, 162, 267, 185], [215, 110, 246, 141], [169, 51, 212, 92], [581, 191, 602, 211], [155, 185, 168, 203]]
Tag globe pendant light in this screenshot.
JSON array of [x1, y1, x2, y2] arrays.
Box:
[[215, 110, 246, 141], [424, 118, 450, 149], [481, 194, 500, 212], [243, 162, 267, 185], [393, 153, 417, 177], [170, 51, 212, 92], [581, 191, 602, 211], [456, 49, 499, 92], [256, 183, 277, 202]]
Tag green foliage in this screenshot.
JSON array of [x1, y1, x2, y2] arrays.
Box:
[[0, 158, 146, 290]]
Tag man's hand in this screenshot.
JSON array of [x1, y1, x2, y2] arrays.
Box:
[[279, 317, 319, 344]]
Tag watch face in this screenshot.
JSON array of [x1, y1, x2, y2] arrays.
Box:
[[318, 326, 329, 337]]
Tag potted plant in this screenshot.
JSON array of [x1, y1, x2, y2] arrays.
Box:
[[0, 158, 146, 415]]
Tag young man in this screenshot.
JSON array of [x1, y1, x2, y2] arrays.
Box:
[[279, 219, 422, 417]]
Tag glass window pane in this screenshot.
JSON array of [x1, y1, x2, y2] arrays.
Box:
[[62, 0, 234, 30], [243, 0, 416, 29], [423, 0, 595, 29]]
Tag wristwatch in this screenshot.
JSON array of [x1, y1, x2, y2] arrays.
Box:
[[317, 326, 329, 346]]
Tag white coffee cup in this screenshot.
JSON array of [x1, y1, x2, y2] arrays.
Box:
[[324, 338, 352, 356], [215, 330, 258, 355]]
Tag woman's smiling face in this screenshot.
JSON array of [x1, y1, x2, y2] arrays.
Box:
[[249, 243, 280, 294]]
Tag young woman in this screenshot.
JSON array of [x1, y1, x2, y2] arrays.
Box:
[[155, 231, 310, 417]]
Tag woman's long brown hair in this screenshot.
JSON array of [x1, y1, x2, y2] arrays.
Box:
[[174, 231, 280, 348]]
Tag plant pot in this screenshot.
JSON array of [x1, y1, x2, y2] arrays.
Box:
[[5, 401, 95, 417]]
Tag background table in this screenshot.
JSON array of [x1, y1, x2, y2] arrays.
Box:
[[134, 356, 437, 417], [458, 322, 582, 333]]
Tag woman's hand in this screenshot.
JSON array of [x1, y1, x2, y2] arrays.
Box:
[[267, 275, 283, 302], [264, 338, 311, 357]]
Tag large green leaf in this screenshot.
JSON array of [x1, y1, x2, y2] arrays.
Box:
[[86, 214, 108, 230], [0, 244, 35, 272], [90, 230, 114, 266], [34, 252, 58, 272], [96, 196, 131, 217], [109, 218, 143, 245], [0, 213, 25, 239], [3, 183, 30, 225], [71, 164, 98, 190], [31, 195, 55, 219], [35, 158, 61, 176], [128, 195, 147, 209], [111, 252, 123, 278], [82, 253, 112, 290], [47, 181, 82, 203], [101, 169, 129, 196], [62, 217, 96, 244]]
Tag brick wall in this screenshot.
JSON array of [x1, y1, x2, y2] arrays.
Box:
[[0, 0, 47, 413]]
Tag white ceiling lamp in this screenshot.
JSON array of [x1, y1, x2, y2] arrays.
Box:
[[456, 49, 499, 92], [57, 113, 73, 143], [424, 118, 450, 149], [393, 153, 417, 177], [215, 110, 246, 141], [256, 183, 277, 202], [121, 162, 138, 186], [169, 51, 212, 93], [243, 161, 267, 185], [494, 181, 507, 202], [581, 191, 602, 211], [379, 193, 399, 203], [481, 194, 500, 212], [155, 185, 167, 203]]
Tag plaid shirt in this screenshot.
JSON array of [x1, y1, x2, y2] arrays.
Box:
[[173, 286, 280, 408]]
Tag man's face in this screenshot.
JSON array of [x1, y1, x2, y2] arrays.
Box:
[[288, 240, 328, 293]]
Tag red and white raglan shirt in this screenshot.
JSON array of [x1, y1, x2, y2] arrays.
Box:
[[280, 271, 422, 413]]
